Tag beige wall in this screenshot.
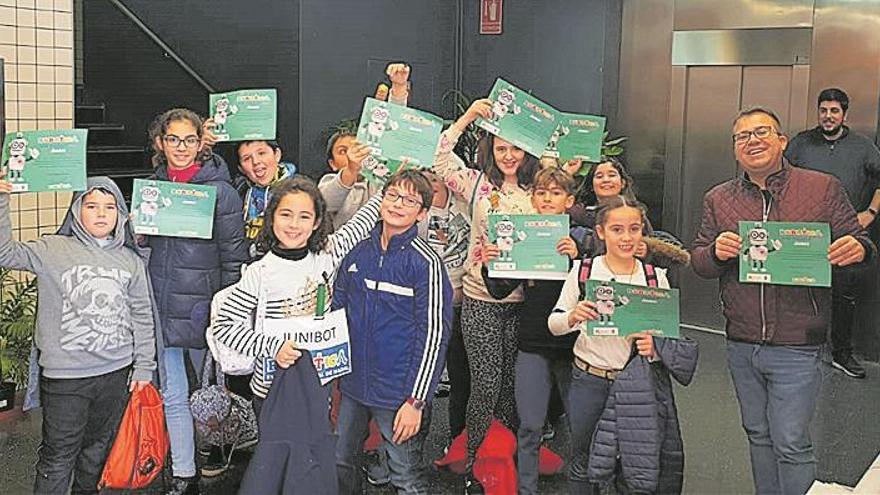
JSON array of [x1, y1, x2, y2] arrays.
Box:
[[0, 0, 75, 242]]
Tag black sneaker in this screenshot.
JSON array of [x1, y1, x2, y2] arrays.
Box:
[[832, 355, 867, 379], [435, 382, 451, 398], [464, 473, 485, 495], [165, 476, 200, 495], [200, 446, 231, 478], [542, 422, 556, 442], [362, 453, 391, 486]]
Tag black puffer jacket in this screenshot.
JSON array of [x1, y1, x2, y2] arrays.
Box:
[[588, 337, 699, 494], [148, 154, 249, 348]]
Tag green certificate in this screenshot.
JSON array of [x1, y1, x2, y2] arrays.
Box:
[[584, 280, 680, 338], [738, 221, 831, 287], [131, 179, 217, 239], [209, 89, 277, 142], [356, 97, 444, 186], [1, 129, 87, 193], [475, 78, 559, 158], [546, 113, 606, 163], [488, 214, 570, 280]]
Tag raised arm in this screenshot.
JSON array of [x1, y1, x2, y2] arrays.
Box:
[[0, 181, 47, 273], [327, 192, 383, 266], [432, 99, 495, 202]]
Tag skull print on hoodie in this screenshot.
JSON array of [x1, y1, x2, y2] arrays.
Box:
[[0, 176, 156, 382]]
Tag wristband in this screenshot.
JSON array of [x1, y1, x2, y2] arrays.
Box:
[[868, 207, 878, 217], [406, 397, 426, 411]]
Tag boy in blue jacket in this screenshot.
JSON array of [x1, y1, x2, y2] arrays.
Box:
[[334, 169, 452, 495]]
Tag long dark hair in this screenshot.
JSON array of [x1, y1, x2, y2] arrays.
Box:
[[476, 134, 539, 189], [148, 108, 204, 168], [254, 176, 334, 254], [581, 156, 637, 206]]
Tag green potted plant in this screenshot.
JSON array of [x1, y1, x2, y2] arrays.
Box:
[[0, 268, 38, 412]]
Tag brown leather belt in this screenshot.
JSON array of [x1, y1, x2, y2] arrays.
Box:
[[574, 357, 620, 381]]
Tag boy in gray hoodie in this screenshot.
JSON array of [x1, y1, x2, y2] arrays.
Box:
[[0, 175, 156, 494]]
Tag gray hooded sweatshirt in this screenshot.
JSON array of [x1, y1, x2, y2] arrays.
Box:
[[0, 177, 156, 382]]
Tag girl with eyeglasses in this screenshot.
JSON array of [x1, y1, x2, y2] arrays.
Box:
[[145, 108, 250, 494]]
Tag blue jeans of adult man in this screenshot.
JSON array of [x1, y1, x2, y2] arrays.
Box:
[[336, 394, 432, 494], [727, 341, 822, 495], [566, 364, 613, 494], [163, 346, 204, 478], [516, 350, 572, 495]]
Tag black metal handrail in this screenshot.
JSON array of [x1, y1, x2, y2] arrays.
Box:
[[107, 0, 216, 93]]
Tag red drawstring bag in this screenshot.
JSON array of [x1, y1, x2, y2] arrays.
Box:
[[435, 420, 565, 495], [98, 383, 169, 490]]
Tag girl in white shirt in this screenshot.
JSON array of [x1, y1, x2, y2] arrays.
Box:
[[548, 195, 669, 493]]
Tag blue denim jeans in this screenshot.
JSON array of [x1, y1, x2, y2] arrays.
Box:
[[566, 364, 612, 494], [163, 346, 203, 478], [515, 351, 572, 495], [727, 341, 822, 495], [336, 394, 432, 494]]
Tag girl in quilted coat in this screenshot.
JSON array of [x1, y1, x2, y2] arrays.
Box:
[[548, 196, 698, 494]]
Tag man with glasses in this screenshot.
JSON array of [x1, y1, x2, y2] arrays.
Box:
[[333, 169, 452, 494], [691, 107, 874, 494], [784, 88, 880, 379]]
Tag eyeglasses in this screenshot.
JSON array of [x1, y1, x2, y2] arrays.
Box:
[[163, 134, 200, 148], [383, 189, 423, 208], [732, 126, 778, 145]]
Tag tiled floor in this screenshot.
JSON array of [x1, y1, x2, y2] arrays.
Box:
[[2, 329, 879, 494]]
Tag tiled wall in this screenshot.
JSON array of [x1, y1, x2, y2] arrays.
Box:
[[0, 0, 74, 242]]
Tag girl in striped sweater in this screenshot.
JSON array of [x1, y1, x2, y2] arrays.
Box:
[[211, 167, 381, 415]]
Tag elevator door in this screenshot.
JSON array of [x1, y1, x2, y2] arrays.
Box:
[[665, 65, 810, 329]]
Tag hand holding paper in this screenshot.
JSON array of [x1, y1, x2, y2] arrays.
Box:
[[715, 231, 742, 261], [568, 300, 598, 328], [275, 340, 302, 369], [452, 99, 494, 135], [556, 237, 579, 259], [627, 331, 656, 358], [828, 235, 866, 267]]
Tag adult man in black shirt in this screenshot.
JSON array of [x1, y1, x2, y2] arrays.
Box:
[[785, 88, 880, 378]]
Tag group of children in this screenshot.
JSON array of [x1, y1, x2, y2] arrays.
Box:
[[6, 63, 697, 495]]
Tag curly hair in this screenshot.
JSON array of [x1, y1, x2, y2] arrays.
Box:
[[254, 176, 334, 254], [148, 108, 204, 168]]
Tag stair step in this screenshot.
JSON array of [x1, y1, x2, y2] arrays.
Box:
[[78, 123, 126, 146], [87, 145, 145, 154], [87, 147, 150, 171], [75, 104, 105, 125], [88, 168, 153, 179], [80, 123, 124, 131]]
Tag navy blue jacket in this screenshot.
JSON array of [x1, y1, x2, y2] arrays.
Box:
[[333, 223, 452, 410], [588, 337, 699, 494], [148, 154, 249, 348], [239, 361, 337, 495]]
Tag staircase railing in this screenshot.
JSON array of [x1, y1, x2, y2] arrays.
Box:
[[107, 0, 216, 93]]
